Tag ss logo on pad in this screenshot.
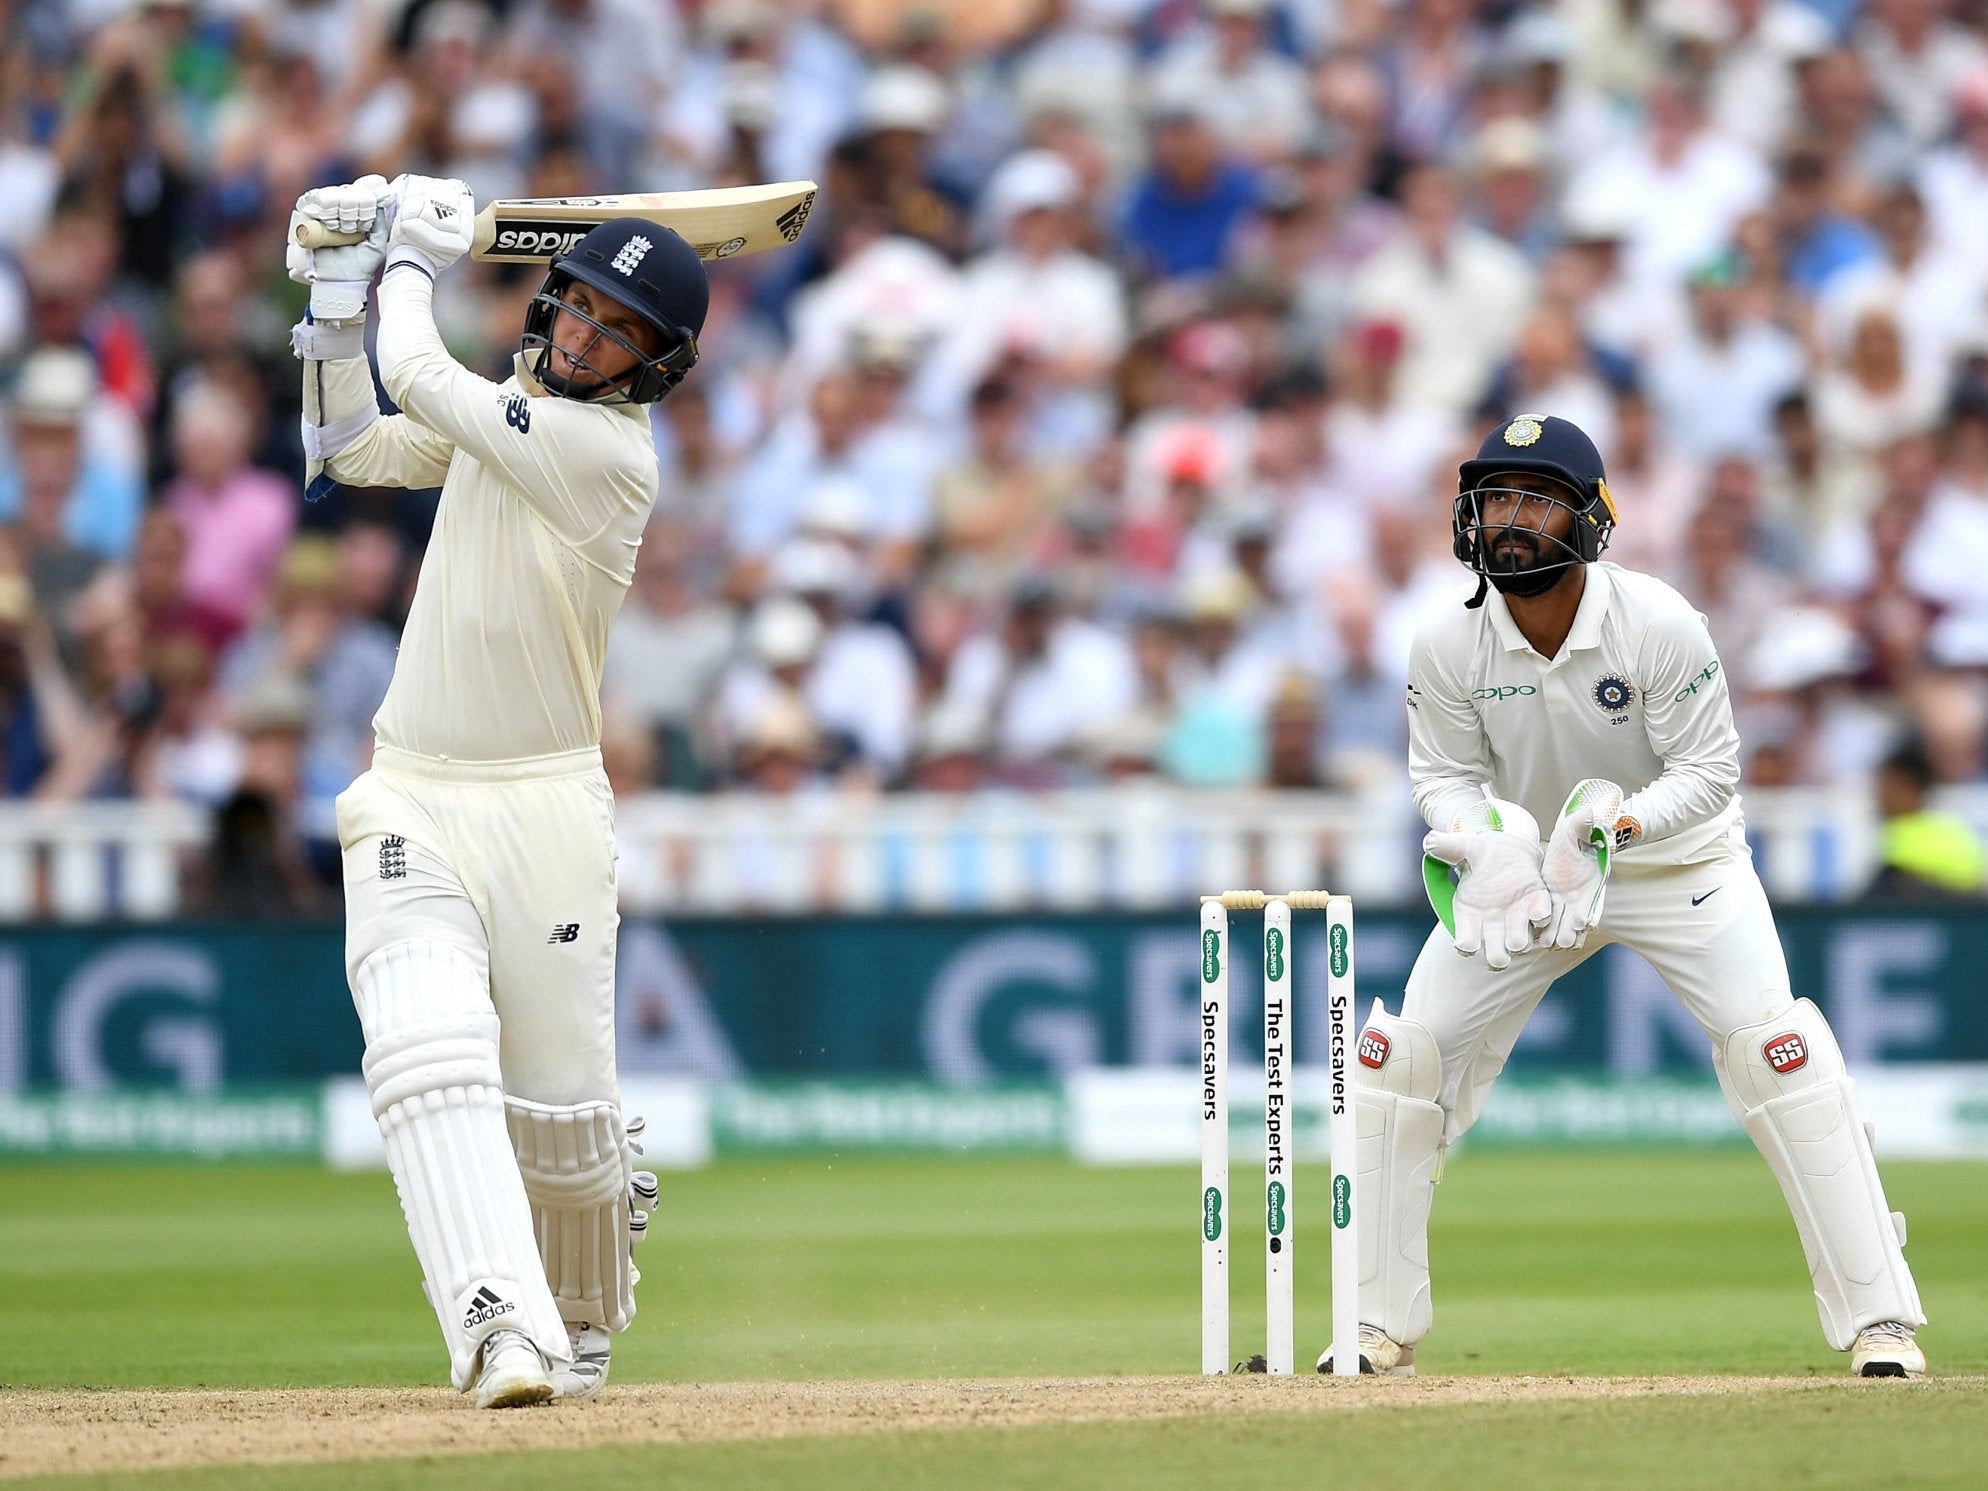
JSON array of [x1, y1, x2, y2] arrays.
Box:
[[1764, 1034, 1808, 1074]]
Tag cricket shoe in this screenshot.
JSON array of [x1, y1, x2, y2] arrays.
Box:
[[1851, 1321, 1926, 1379], [474, 1329, 554, 1409], [1317, 1325, 1415, 1377], [552, 1320, 612, 1401]]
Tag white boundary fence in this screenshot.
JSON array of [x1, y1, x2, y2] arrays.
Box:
[[0, 785, 1978, 918]]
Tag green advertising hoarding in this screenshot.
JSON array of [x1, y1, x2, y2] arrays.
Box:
[[0, 908, 1984, 1090]]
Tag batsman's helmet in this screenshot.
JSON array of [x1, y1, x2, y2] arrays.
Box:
[[523, 217, 706, 404], [1452, 412, 1617, 601]]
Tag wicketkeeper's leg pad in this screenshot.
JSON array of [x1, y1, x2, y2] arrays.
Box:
[[506, 1097, 652, 1332], [1716, 998, 1924, 1349], [355, 941, 570, 1389], [1354, 1004, 1447, 1346]]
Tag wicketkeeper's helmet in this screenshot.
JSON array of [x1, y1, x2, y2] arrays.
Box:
[[1452, 412, 1618, 602]]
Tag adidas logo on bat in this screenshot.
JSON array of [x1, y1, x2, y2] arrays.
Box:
[[491, 225, 591, 255], [777, 196, 814, 242]]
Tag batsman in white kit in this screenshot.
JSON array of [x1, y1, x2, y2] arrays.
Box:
[[1330, 413, 1927, 1379], [285, 174, 706, 1405]]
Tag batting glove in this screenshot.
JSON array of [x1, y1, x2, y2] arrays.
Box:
[[386, 174, 475, 276], [285, 175, 392, 322], [1423, 797, 1551, 972], [1540, 778, 1624, 950]]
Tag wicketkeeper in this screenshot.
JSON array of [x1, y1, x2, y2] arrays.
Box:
[[287, 173, 705, 1406], [1329, 413, 1926, 1379]]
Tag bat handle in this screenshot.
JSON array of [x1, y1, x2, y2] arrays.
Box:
[[294, 219, 365, 249]]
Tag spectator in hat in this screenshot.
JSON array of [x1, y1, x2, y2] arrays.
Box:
[[1119, 84, 1258, 282], [923, 149, 1125, 429], [854, 63, 967, 257], [185, 666, 328, 915], [0, 346, 147, 568], [1466, 116, 1556, 263], [1262, 672, 1330, 790]]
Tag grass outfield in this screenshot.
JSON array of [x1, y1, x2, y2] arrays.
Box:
[[0, 1151, 1982, 1486]]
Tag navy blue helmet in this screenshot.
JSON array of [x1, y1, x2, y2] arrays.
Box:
[[522, 217, 707, 404], [1453, 413, 1618, 602]]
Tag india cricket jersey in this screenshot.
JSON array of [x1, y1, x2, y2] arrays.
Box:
[[1405, 561, 1744, 866], [315, 270, 658, 761]]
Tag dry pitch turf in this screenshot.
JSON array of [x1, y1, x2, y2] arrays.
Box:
[[4, 1376, 1984, 1489], [3, 1155, 1982, 1488]]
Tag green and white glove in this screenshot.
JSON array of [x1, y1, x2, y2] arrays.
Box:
[[286, 175, 392, 322], [1540, 778, 1624, 950], [386, 174, 475, 276], [1422, 797, 1551, 972]]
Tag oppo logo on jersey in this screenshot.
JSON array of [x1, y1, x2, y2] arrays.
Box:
[[492, 223, 592, 256], [1472, 684, 1539, 700]]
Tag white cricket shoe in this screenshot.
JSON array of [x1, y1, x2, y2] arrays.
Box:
[[474, 1328, 554, 1409], [551, 1320, 612, 1401], [1317, 1325, 1415, 1376], [1851, 1321, 1926, 1379]]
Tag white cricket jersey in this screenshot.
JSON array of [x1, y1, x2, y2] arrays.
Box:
[[1406, 562, 1744, 866], [315, 269, 659, 762]]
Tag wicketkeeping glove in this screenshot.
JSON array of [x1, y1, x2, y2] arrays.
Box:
[[1540, 778, 1624, 949], [1422, 797, 1552, 972], [285, 175, 392, 321], [387, 174, 475, 275]]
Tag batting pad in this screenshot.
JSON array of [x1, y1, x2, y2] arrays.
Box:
[[355, 942, 570, 1389], [1353, 1005, 1446, 1346], [506, 1098, 645, 1331], [1718, 999, 1924, 1349]]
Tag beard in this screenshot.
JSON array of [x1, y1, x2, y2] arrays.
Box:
[[1483, 528, 1574, 597]]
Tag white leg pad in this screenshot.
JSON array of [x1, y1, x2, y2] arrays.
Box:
[[1717, 999, 1925, 1349], [355, 942, 571, 1389], [1353, 1004, 1447, 1346], [506, 1097, 642, 1332]]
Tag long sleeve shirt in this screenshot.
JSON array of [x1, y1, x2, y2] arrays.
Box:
[[307, 268, 659, 762], [1406, 562, 1745, 866]]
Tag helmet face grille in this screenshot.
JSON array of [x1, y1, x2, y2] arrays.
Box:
[[1452, 477, 1612, 585], [521, 269, 699, 405]]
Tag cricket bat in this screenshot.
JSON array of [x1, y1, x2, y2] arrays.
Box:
[[293, 180, 817, 263]]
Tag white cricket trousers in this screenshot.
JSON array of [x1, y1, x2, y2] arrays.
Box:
[[1403, 836, 1792, 1140], [338, 744, 621, 1106]]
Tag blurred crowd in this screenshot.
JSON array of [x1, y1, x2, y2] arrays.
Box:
[[9, 0, 1988, 905]]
